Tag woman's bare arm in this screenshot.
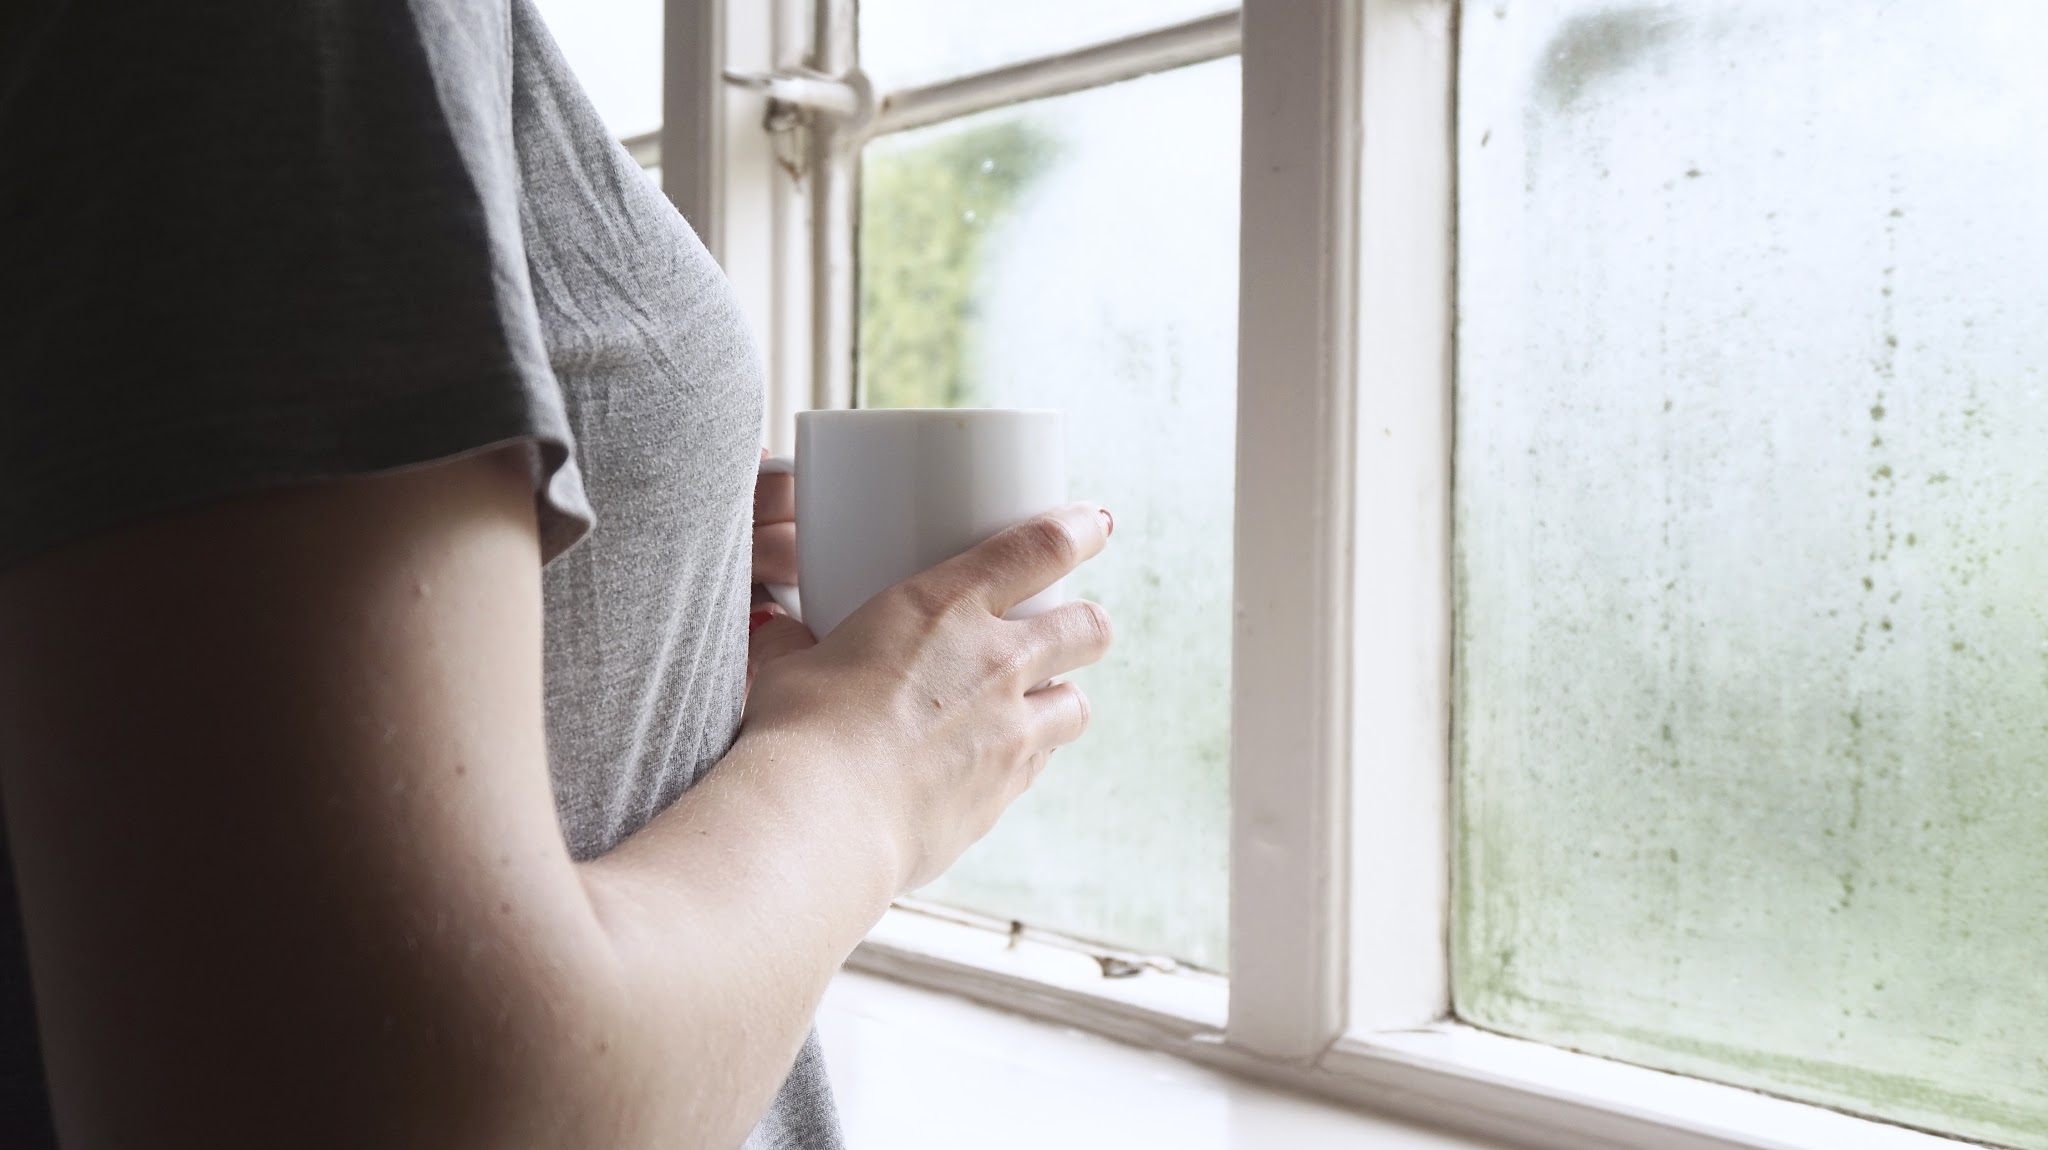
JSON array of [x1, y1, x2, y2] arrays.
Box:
[[0, 448, 1110, 1149]]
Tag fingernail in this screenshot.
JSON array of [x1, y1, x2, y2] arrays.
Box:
[[748, 608, 775, 636], [1098, 508, 1115, 537]]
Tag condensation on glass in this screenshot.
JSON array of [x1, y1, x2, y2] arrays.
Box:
[[858, 59, 1240, 970], [858, 0, 1234, 92], [1454, 2, 2048, 1145], [529, 0, 663, 139]]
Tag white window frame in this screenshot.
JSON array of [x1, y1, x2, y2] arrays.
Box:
[[646, 2, 1990, 1148]]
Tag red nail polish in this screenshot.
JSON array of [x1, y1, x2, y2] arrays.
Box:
[[1098, 508, 1115, 537], [748, 608, 775, 636]]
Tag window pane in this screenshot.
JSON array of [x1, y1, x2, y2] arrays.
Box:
[[529, 0, 662, 139], [859, 0, 1233, 92], [858, 59, 1239, 969], [1454, 2, 2048, 1146]]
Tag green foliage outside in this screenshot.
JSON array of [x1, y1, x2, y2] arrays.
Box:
[[859, 119, 1060, 409]]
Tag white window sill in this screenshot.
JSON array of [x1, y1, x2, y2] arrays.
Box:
[[818, 971, 1513, 1150], [834, 908, 1981, 1150]]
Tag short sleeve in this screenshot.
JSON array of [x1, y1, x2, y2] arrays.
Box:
[[0, 0, 594, 568]]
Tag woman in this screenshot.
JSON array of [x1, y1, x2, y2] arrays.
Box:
[[0, 1, 1113, 1146]]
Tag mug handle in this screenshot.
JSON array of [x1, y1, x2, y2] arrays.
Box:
[[757, 455, 802, 623]]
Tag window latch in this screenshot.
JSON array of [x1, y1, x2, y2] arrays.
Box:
[[723, 68, 876, 136]]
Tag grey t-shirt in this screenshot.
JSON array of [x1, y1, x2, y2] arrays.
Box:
[[0, 2, 840, 1146]]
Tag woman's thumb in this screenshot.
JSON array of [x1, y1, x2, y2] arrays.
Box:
[[748, 610, 816, 677]]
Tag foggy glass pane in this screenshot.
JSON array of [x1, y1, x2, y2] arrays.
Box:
[[858, 59, 1239, 969], [530, 0, 662, 139], [859, 0, 1233, 92], [1454, 2, 2048, 1145]]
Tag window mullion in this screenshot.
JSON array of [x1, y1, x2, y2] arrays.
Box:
[[1346, 0, 1457, 1035], [806, 0, 859, 412], [1226, 0, 1362, 1061], [675, 0, 814, 451], [662, 0, 725, 252]]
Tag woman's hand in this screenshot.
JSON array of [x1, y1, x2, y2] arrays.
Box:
[[741, 504, 1115, 894], [752, 449, 797, 591]]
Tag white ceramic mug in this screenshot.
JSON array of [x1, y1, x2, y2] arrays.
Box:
[[760, 408, 1067, 638]]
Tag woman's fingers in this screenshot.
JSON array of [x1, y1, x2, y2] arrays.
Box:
[[737, 498, 1113, 893], [1023, 680, 1092, 760], [752, 458, 798, 586], [753, 520, 798, 587], [1017, 599, 1115, 685], [753, 466, 795, 526], [934, 504, 1112, 617]]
